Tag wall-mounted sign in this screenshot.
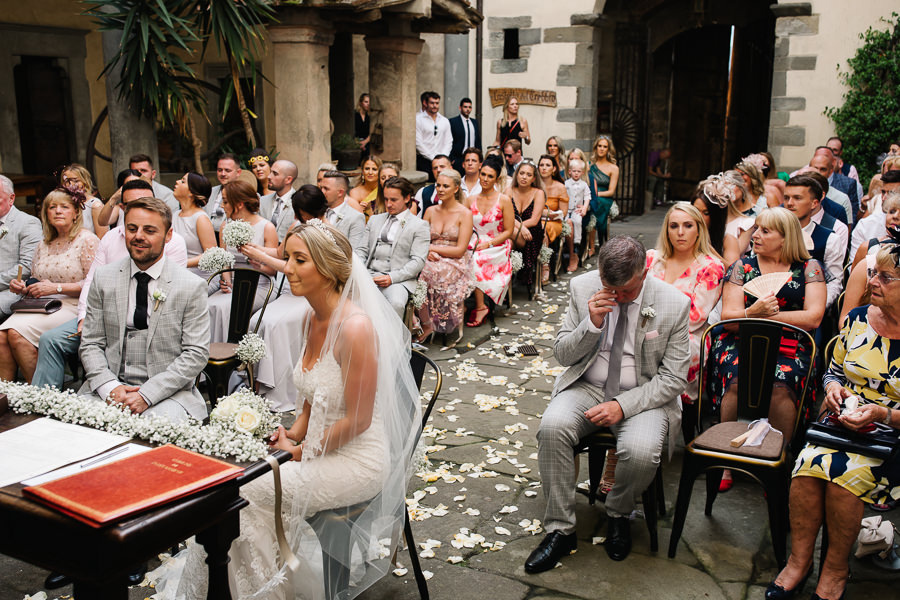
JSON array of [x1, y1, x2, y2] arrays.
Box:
[[489, 88, 558, 108]]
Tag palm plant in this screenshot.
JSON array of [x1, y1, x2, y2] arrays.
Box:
[[84, 0, 275, 169]]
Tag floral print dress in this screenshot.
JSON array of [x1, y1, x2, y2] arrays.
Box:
[[646, 250, 725, 404], [793, 306, 900, 505], [708, 255, 825, 411], [471, 198, 512, 303], [418, 227, 474, 333]]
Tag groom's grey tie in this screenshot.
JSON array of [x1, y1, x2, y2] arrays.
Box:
[[604, 302, 631, 399], [380, 215, 395, 242]]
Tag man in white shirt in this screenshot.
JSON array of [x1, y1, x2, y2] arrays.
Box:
[[459, 148, 483, 199], [319, 170, 366, 253], [129, 153, 178, 214], [260, 160, 297, 240], [415, 91, 452, 180], [205, 153, 243, 232], [783, 175, 844, 308], [32, 180, 188, 389]]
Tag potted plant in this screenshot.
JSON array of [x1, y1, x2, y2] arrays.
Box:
[[332, 134, 360, 171]]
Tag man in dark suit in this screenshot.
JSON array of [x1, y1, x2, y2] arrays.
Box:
[[449, 98, 481, 172]]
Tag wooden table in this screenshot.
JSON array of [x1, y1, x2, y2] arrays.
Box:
[[0, 411, 290, 600]]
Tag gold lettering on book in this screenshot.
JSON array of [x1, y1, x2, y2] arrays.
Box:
[[489, 88, 558, 108], [151, 460, 185, 475]]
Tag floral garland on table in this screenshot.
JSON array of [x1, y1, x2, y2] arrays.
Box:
[[0, 381, 276, 461], [198, 247, 236, 273], [538, 245, 553, 265], [510, 251, 524, 273], [411, 279, 428, 309], [222, 219, 255, 248]]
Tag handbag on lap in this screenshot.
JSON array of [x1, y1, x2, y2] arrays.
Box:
[[10, 298, 63, 314], [805, 412, 900, 461]]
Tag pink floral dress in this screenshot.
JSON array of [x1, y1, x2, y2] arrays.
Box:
[[646, 250, 725, 404], [418, 227, 475, 333], [471, 198, 512, 303]]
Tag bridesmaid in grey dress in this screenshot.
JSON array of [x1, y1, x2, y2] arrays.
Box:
[[172, 172, 216, 280], [207, 180, 278, 344]]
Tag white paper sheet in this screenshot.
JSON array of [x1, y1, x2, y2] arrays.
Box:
[[21, 442, 152, 486], [0, 418, 129, 487]]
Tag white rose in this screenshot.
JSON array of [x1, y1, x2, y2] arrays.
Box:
[[234, 407, 261, 434], [214, 396, 240, 419]]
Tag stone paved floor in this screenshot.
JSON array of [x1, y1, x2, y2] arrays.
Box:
[[2, 206, 897, 599]]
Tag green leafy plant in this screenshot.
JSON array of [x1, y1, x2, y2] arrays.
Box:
[[825, 12, 900, 183]]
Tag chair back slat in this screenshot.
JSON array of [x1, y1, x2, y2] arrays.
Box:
[[206, 268, 274, 344], [737, 324, 783, 421]]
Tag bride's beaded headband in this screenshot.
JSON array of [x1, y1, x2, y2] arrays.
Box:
[[305, 218, 337, 244]]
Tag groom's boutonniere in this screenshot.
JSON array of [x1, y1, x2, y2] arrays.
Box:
[[399, 215, 408, 228], [640, 306, 656, 328], [152, 289, 167, 312], [0, 225, 9, 240]]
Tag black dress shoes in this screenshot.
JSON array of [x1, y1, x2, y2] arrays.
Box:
[[605, 516, 631, 561], [765, 567, 813, 599], [524, 531, 577, 573], [126, 562, 148, 586], [44, 571, 71, 590]]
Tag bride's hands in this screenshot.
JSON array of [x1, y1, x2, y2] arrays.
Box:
[[270, 425, 303, 460]]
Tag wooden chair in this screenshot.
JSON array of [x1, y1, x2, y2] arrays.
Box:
[[307, 349, 441, 600], [667, 318, 816, 569], [574, 430, 667, 552], [202, 268, 274, 408]]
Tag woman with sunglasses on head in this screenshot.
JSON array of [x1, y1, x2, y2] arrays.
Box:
[[507, 160, 546, 291]]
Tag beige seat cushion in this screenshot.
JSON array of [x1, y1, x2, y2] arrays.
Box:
[[209, 342, 238, 361], [692, 422, 784, 460]]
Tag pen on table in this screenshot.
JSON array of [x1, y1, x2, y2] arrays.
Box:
[[80, 446, 129, 469]]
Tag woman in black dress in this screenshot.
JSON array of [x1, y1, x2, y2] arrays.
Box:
[[493, 96, 531, 148], [354, 93, 371, 163], [506, 160, 546, 288]]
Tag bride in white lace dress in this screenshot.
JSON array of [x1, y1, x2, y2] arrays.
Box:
[[155, 220, 420, 600]]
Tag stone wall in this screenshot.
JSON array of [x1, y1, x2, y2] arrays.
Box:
[[769, 0, 897, 173]]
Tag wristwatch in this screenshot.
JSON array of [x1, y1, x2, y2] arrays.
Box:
[[56, 284, 62, 294], [883, 406, 893, 426]]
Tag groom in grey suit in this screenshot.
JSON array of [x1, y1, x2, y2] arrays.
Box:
[[0, 175, 42, 321], [357, 176, 430, 315], [525, 236, 690, 572], [79, 197, 210, 422]]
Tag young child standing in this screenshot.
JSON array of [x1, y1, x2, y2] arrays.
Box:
[[564, 159, 590, 272]]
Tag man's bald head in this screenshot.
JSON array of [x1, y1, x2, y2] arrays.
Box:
[[269, 160, 298, 196], [809, 152, 834, 178]]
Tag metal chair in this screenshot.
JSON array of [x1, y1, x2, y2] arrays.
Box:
[[574, 430, 667, 552], [307, 349, 440, 600], [202, 268, 274, 408], [668, 318, 816, 569]]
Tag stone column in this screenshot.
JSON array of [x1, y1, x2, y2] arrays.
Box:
[[365, 35, 424, 170], [269, 14, 334, 182], [102, 28, 159, 176], [444, 33, 469, 118]]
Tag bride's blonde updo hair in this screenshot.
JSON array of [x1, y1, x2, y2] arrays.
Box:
[[285, 220, 353, 292]]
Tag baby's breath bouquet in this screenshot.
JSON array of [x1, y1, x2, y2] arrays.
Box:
[[198, 247, 235, 273], [585, 214, 597, 232], [236, 333, 267, 366], [538, 245, 553, 265], [510, 251, 524, 273], [560, 221, 572, 238], [210, 388, 279, 438], [412, 280, 428, 309], [222, 219, 254, 248]]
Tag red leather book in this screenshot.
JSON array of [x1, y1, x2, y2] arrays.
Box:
[[23, 444, 244, 527]]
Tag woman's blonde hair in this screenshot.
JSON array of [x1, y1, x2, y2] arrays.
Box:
[[41, 189, 84, 242], [61, 164, 97, 196], [358, 155, 383, 187], [875, 244, 900, 276], [591, 135, 617, 165], [657, 202, 719, 261], [882, 189, 900, 214], [501, 96, 518, 127], [567, 147, 587, 166], [284, 221, 353, 293], [546, 136, 567, 173], [511, 160, 544, 193], [437, 169, 464, 204], [735, 161, 766, 198], [754, 207, 810, 264]]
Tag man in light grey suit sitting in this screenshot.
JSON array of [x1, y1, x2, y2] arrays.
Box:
[[0, 175, 42, 322], [260, 159, 297, 241], [357, 176, 430, 315], [525, 236, 690, 572], [319, 170, 366, 253], [79, 197, 210, 423]]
